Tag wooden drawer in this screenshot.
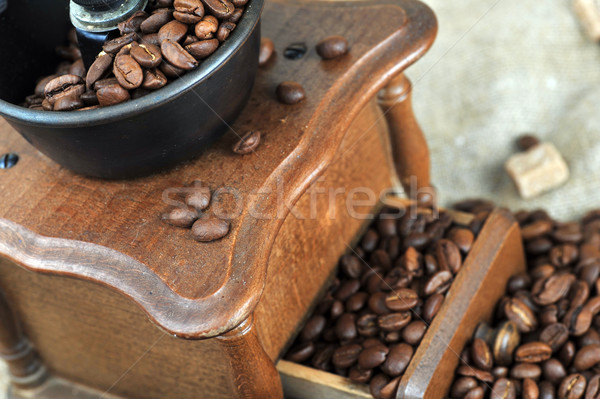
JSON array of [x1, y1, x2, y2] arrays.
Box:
[[278, 207, 526, 399]]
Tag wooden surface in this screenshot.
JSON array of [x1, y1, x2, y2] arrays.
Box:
[[0, 0, 437, 340], [397, 208, 526, 399], [277, 208, 527, 399]]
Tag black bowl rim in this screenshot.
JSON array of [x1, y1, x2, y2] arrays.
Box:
[[0, 0, 264, 128]]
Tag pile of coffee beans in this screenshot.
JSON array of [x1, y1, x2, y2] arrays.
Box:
[[285, 203, 490, 399], [449, 204, 600, 399], [162, 180, 231, 242], [23, 0, 247, 111]]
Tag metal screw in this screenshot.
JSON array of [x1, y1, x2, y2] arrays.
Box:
[[0, 153, 19, 169], [284, 43, 307, 60]]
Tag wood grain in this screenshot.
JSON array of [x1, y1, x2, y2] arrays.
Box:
[[0, 0, 437, 340]]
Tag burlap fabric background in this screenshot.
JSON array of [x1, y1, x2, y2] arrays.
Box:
[[0, 0, 598, 395]]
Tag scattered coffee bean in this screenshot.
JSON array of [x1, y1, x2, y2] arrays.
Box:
[[316, 35, 349, 60], [162, 206, 198, 227], [232, 130, 261, 154], [276, 81, 306, 105], [191, 216, 230, 242], [259, 37, 275, 66]]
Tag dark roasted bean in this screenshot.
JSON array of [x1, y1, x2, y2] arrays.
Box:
[[232, 130, 261, 154], [316, 35, 349, 60], [162, 206, 198, 227], [191, 217, 230, 242], [186, 38, 220, 59], [276, 81, 306, 105], [557, 374, 586, 399], [258, 37, 275, 66], [141, 9, 173, 33], [195, 15, 219, 38], [202, 0, 235, 18], [515, 342, 553, 363], [158, 20, 188, 43], [471, 338, 494, 370], [118, 10, 148, 34], [161, 39, 199, 70], [96, 83, 130, 106], [103, 32, 138, 54], [217, 21, 236, 42]]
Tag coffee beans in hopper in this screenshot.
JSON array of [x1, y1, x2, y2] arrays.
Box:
[[285, 203, 490, 399], [448, 204, 600, 399], [23, 0, 249, 111]]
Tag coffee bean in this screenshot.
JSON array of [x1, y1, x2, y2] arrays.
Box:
[[550, 244, 579, 268], [335, 279, 360, 301], [380, 343, 412, 377], [44, 74, 85, 106], [424, 270, 453, 296], [492, 321, 521, 367], [184, 183, 211, 211], [312, 344, 335, 371], [161, 40, 199, 70], [560, 341, 576, 366], [539, 381, 556, 399], [369, 292, 390, 315], [160, 60, 188, 78], [380, 376, 401, 399], [34, 74, 59, 97], [86, 52, 114, 89], [191, 217, 230, 242], [385, 288, 419, 311], [69, 59, 86, 79], [142, 68, 168, 90], [573, 344, 600, 371], [515, 342, 553, 363], [162, 206, 198, 227], [564, 306, 592, 336], [195, 15, 219, 39], [259, 37, 275, 66], [232, 130, 261, 154], [141, 9, 173, 33], [340, 255, 362, 279], [81, 90, 99, 106], [505, 297, 538, 333], [53, 94, 84, 111], [510, 363, 542, 379], [118, 10, 148, 35], [335, 313, 357, 341], [96, 83, 131, 106], [587, 375, 600, 399], [332, 344, 362, 369], [103, 32, 138, 54], [522, 220, 554, 241], [471, 338, 494, 370], [436, 239, 462, 274], [523, 378, 540, 399], [402, 321, 427, 345], [130, 43, 163, 68], [357, 313, 379, 337], [448, 227, 475, 253], [173, 0, 205, 23], [423, 293, 444, 323], [300, 315, 326, 341], [158, 20, 188, 43], [558, 374, 586, 399], [113, 54, 143, 90], [543, 358, 567, 384], [203, 0, 234, 18], [534, 273, 576, 306], [316, 36, 349, 60], [451, 377, 479, 398], [346, 292, 368, 312], [186, 38, 220, 59], [369, 374, 390, 399], [227, 7, 244, 23], [286, 341, 314, 363], [349, 366, 372, 384], [276, 81, 306, 105], [457, 365, 494, 383], [217, 21, 236, 42], [517, 134, 541, 151], [465, 387, 485, 399], [378, 312, 411, 332], [358, 345, 389, 370], [540, 323, 569, 352], [490, 378, 517, 399]]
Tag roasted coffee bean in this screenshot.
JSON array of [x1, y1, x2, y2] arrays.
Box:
[[312, 344, 335, 371], [141, 9, 173, 33], [69, 59, 86, 79], [378, 312, 411, 332], [402, 321, 427, 345], [118, 10, 148, 34], [340, 255, 362, 279], [465, 387, 485, 399], [379, 376, 400, 399], [528, 238, 554, 255], [523, 378, 540, 399], [471, 338, 494, 370], [369, 292, 390, 315], [142, 68, 168, 90], [161, 39, 199, 70], [522, 220, 554, 241], [587, 375, 600, 399], [86, 52, 114, 89], [539, 381, 556, 399], [103, 32, 138, 54], [191, 217, 230, 242], [560, 341, 576, 366], [335, 313, 357, 341], [543, 359, 567, 384], [534, 273, 576, 306], [185, 183, 211, 210], [316, 36, 349, 60], [540, 323, 569, 352], [162, 206, 198, 227], [217, 21, 236, 42], [276, 81, 306, 105], [385, 288, 419, 311], [34, 74, 59, 97], [227, 7, 244, 23], [357, 313, 379, 337], [53, 94, 84, 111], [203, 0, 234, 18], [349, 366, 372, 384], [332, 344, 362, 369], [113, 54, 143, 90], [130, 43, 163, 68], [573, 344, 600, 371], [160, 60, 188, 78], [490, 378, 517, 399], [173, 0, 205, 23], [81, 90, 99, 106], [517, 134, 540, 151], [186, 38, 219, 59], [286, 341, 314, 363], [579, 329, 600, 347], [505, 297, 538, 333], [141, 33, 161, 46], [158, 20, 188, 43], [96, 83, 130, 106], [379, 343, 412, 377], [492, 321, 521, 367], [564, 305, 592, 336], [346, 292, 368, 312], [423, 293, 444, 323], [558, 374, 586, 399], [451, 377, 479, 398], [510, 363, 542, 379], [436, 239, 462, 273], [369, 373, 390, 399], [447, 227, 475, 253], [550, 244, 579, 268], [457, 365, 494, 383], [358, 345, 389, 370], [515, 342, 553, 363], [401, 247, 421, 273], [44, 74, 85, 106], [423, 270, 453, 296], [258, 37, 275, 66], [335, 279, 360, 301], [195, 15, 219, 38], [300, 315, 326, 341], [232, 130, 261, 154]]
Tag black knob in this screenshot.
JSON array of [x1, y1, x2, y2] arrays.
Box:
[[72, 0, 126, 11]]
